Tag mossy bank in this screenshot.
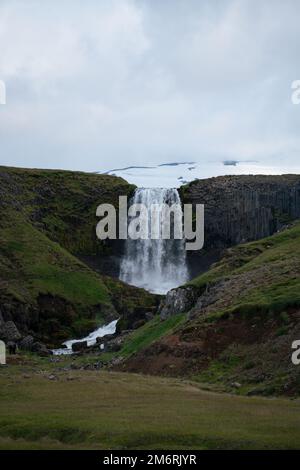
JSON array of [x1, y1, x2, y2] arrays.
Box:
[[0, 166, 159, 346]]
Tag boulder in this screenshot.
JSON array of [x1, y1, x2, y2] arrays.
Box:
[[132, 319, 146, 329], [32, 342, 53, 356], [7, 341, 17, 354], [106, 341, 121, 353], [231, 382, 242, 389], [105, 335, 127, 352], [145, 311, 154, 321], [109, 356, 124, 367], [0, 321, 22, 342], [19, 335, 35, 351], [71, 341, 88, 352], [159, 287, 198, 319], [96, 333, 115, 344]]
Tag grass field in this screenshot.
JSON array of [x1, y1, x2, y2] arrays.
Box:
[[0, 365, 300, 450]]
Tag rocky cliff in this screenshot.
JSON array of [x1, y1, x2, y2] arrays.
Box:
[[180, 175, 300, 276]]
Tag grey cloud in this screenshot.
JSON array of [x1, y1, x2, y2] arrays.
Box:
[[0, 0, 300, 175]]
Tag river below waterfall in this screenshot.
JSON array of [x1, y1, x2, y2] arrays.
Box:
[[52, 319, 118, 355], [119, 188, 189, 294]]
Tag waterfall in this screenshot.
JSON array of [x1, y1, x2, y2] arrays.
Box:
[[119, 188, 189, 294]]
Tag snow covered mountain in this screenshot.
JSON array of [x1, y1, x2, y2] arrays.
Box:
[[100, 160, 300, 188]]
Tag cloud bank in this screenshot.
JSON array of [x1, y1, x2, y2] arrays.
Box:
[[0, 0, 300, 177]]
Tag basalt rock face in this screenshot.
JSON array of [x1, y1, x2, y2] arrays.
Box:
[[181, 174, 300, 251], [160, 175, 300, 318], [159, 287, 198, 320]]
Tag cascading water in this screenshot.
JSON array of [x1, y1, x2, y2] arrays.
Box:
[[119, 188, 189, 294]]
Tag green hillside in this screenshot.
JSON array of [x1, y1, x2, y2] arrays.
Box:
[[189, 221, 300, 318], [0, 166, 157, 345], [121, 222, 300, 396]]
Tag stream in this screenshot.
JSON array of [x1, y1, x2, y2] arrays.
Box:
[[52, 319, 118, 355]]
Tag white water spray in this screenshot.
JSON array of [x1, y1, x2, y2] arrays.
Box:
[[52, 319, 118, 355], [119, 188, 189, 294]]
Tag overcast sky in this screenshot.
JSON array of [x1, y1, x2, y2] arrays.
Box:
[[0, 0, 300, 176]]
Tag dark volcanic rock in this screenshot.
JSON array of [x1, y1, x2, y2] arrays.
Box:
[[71, 341, 88, 352], [31, 341, 53, 356], [106, 342, 122, 353], [104, 331, 131, 352], [145, 311, 154, 321], [0, 321, 22, 342], [159, 287, 198, 319], [19, 335, 35, 351], [132, 319, 146, 329], [181, 175, 300, 251], [7, 341, 17, 354], [96, 334, 115, 344]]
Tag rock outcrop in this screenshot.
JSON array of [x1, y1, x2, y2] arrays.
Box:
[[159, 287, 198, 319], [181, 175, 300, 250], [0, 321, 21, 342], [31, 341, 52, 356], [72, 341, 88, 352], [19, 335, 35, 351]]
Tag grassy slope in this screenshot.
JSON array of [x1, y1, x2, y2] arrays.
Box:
[[187, 223, 300, 395], [121, 222, 300, 353], [0, 362, 300, 450], [1, 211, 110, 306], [0, 166, 157, 343], [0, 166, 135, 255], [120, 222, 300, 396], [0, 210, 114, 343], [120, 314, 186, 358], [188, 221, 300, 318]]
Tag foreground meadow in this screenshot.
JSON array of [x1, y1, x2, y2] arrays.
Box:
[[0, 357, 300, 450]]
